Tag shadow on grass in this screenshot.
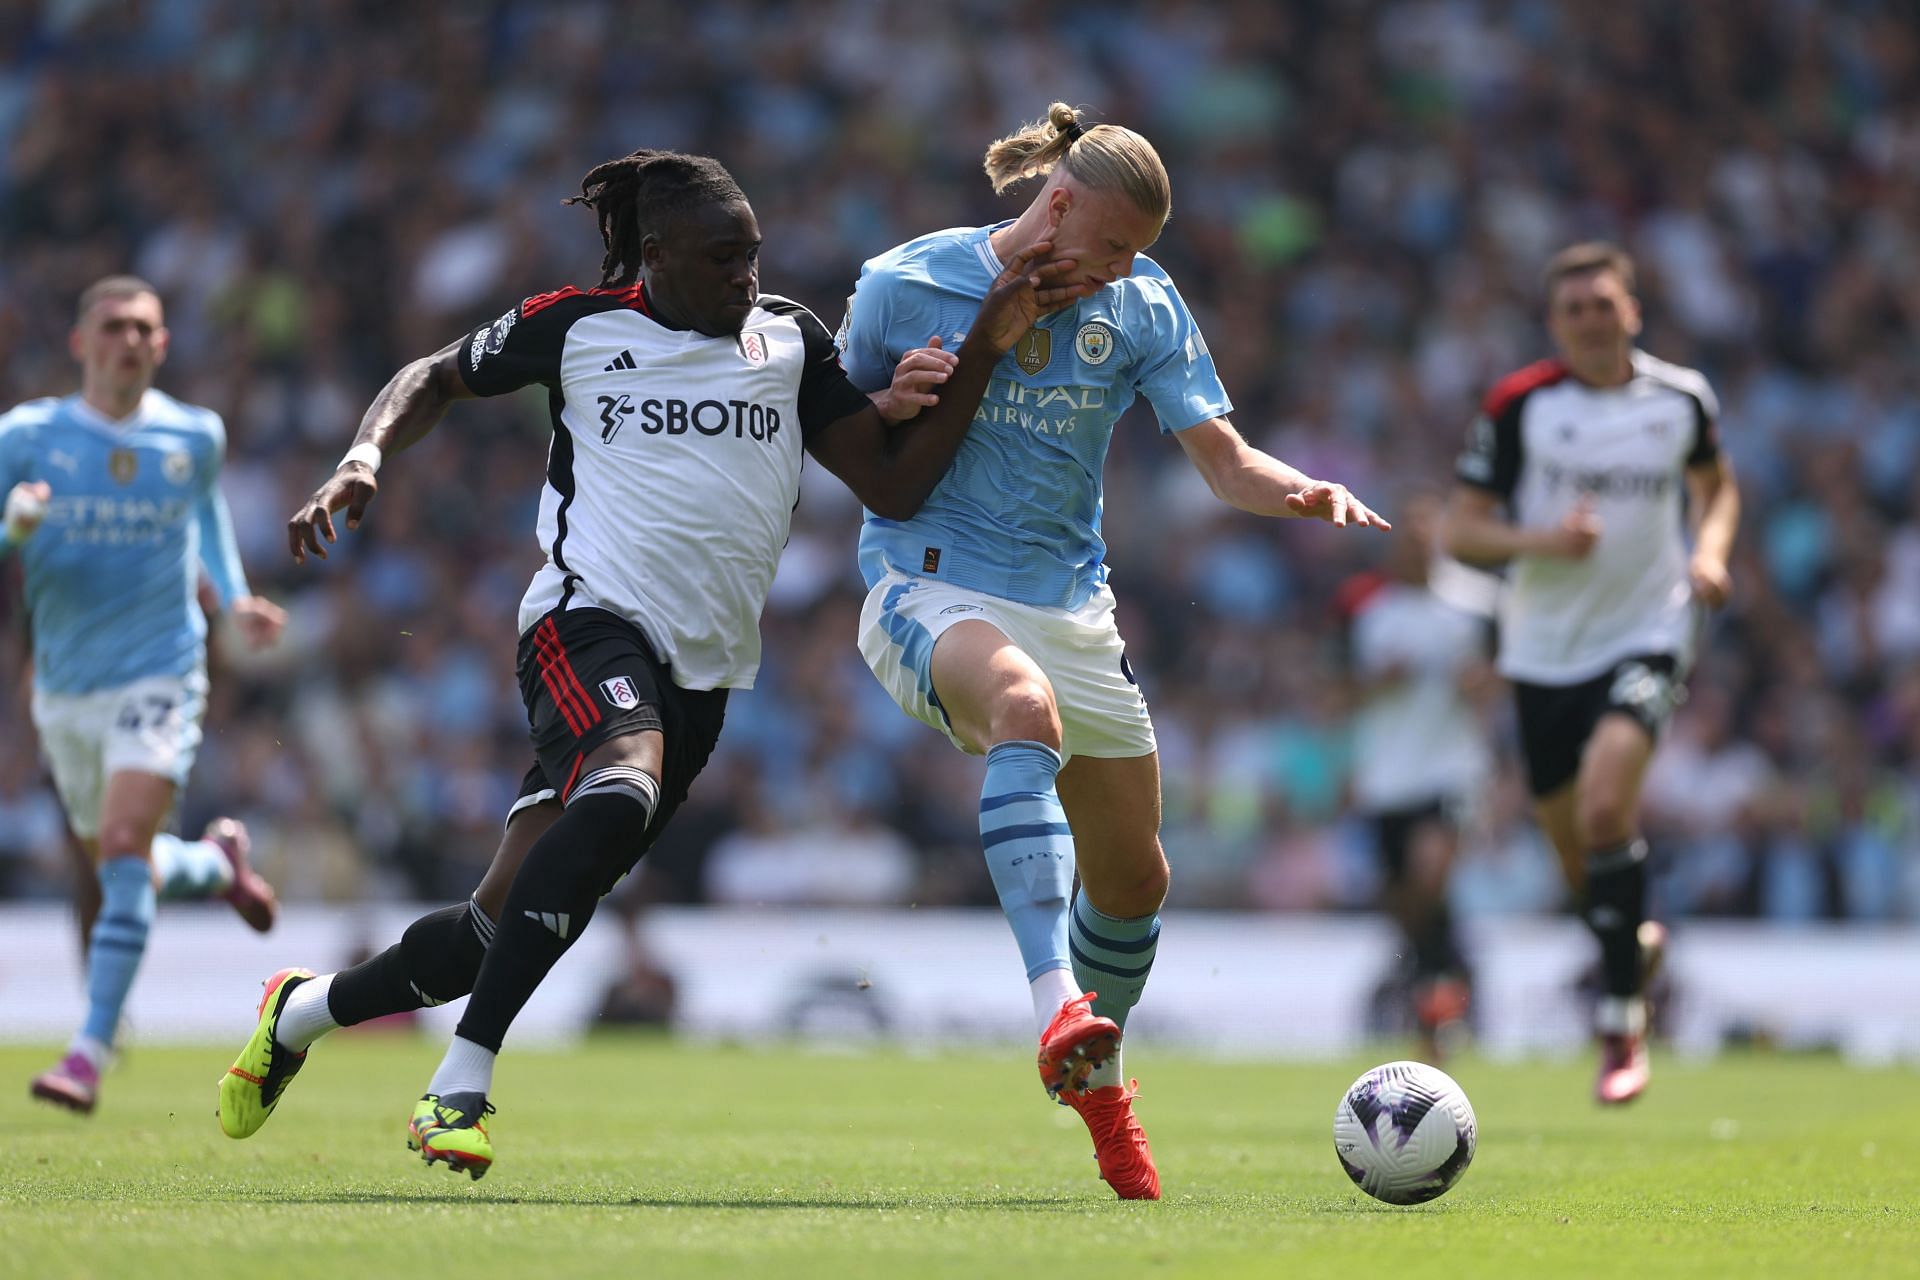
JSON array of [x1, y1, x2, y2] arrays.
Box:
[[251, 1190, 1089, 1211]]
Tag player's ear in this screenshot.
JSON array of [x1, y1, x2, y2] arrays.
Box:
[[640, 231, 667, 275], [1046, 185, 1072, 231], [151, 325, 171, 368]]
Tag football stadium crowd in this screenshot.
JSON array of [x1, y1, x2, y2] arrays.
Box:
[[1, 0, 1916, 924]]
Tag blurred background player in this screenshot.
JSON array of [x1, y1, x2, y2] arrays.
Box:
[[2, 276, 285, 1114], [218, 150, 1082, 1178], [838, 102, 1388, 1200], [1446, 242, 1741, 1104], [1342, 494, 1495, 1060]]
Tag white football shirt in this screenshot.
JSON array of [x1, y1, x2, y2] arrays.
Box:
[[458, 284, 870, 690], [1455, 350, 1721, 685], [1349, 578, 1492, 811]]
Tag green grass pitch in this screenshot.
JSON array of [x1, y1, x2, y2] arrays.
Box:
[[2, 1036, 1916, 1278]]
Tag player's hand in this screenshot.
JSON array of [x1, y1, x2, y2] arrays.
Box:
[[230, 595, 287, 649], [973, 239, 1093, 353], [1539, 500, 1600, 559], [288, 461, 379, 563], [1689, 552, 1732, 608], [1285, 481, 1391, 530], [877, 336, 959, 422], [4, 480, 51, 542]]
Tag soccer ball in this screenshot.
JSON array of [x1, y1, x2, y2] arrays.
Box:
[[1333, 1060, 1477, 1205]]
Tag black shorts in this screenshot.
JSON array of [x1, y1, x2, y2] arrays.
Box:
[[1370, 798, 1460, 884], [1512, 653, 1680, 798], [509, 606, 728, 863]]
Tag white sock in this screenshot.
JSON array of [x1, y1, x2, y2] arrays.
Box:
[[68, 1034, 110, 1072], [1029, 967, 1082, 1037], [275, 973, 338, 1051], [1596, 995, 1647, 1037], [1086, 1050, 1124, 1090], [151, 834, 234, 899], [428, 1035, 497, 1098]]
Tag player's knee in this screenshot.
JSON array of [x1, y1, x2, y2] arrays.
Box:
[[1088, 847, 1169, 917], [1577, 791, 1635, 847], [95, 820, 150, 864], [990, 680, 1062, 749]]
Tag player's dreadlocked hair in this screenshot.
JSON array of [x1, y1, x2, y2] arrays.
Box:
[[564, 150, 748, 288]]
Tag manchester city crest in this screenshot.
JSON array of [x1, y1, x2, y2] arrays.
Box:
[[1075, 321, 1114, 367]]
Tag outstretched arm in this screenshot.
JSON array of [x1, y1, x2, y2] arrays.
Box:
[[287, 341, 475, 562], [1175, 418, 1390, 529]]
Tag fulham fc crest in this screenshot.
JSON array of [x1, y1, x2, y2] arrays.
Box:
[[740, 332, 767, 366], [600, 676, 639, 710], [1075, 321, 1114, 366]]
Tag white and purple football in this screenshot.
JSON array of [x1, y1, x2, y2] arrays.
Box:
[[1333, 1061, 1477, 1205]]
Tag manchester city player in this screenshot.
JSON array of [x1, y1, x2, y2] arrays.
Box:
[[2, 276, 285, 1114], [838, 103, 1389, 1199]]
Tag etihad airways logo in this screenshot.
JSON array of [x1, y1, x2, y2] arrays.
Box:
[[972, 378, 1107, 436]]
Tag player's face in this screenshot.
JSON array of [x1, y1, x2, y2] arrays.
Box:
[[70, 291, 168, 395], [1043, 183, 1164, 291], [647, 200, 762, 337], [1546, 268, 1641, 371]]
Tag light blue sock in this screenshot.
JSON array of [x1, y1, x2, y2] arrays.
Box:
[[980, 740, 1075, 981], [81, 857, 156, 1050], [151, 833, 233, 900], [1070, 888, 1161, 1030]]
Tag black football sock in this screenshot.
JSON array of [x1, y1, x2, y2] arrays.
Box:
[[326, 898, 496, 1027], [455, 779, 656, 1052], [1583, 838, 1649, 999]]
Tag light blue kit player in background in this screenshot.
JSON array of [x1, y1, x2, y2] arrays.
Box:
[[839, 104, 1390, 1199], [2, 276, 286, 1114]]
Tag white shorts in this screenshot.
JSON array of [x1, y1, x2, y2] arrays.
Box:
[[30, 670, 208, 838], [858, 569, 1156, 762]]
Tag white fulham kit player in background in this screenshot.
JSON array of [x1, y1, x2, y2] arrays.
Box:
[[1344, 495, 1495, 1060], [1446, 242, 1741, 1104]]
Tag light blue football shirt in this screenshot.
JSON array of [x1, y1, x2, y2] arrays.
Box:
[[839, 222, 1230, 609], [0, 390, 249, 694]]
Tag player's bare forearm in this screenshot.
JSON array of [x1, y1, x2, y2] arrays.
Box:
[[290, 344, 475, 562], [1687, 457, 1739, 567], [806, 334, 998, 518], [1444, 488, 1555, 563], [1179, 422, 1387, 528], [348, 341, 471, 458], [1206, 448, 1318, 517]]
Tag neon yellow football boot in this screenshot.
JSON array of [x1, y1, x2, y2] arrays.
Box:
[[218, 967, 314, 1139], [408, 1092, 495, 1180]]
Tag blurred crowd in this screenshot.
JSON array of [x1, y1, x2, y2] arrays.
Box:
[[1, 0, 1916, 924]]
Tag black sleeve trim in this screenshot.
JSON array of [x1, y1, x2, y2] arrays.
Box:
[[459, 290, 612, 398], [1454, 396, 1524, 500], [758, 295, 873, 441], [1684, 392, 1721, 467]]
